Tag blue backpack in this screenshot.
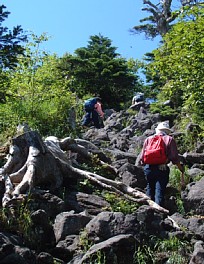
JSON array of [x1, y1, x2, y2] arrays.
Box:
[[84, 98, 97, 111]]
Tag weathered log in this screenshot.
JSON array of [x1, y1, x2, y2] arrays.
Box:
[[68, 165, 169, 214], [0, 131, 65, 205], [183, 152, 204, 164], [0, 131, 169, 214]]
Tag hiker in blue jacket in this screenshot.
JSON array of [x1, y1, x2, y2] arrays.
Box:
[[82, 97, 104, 129]]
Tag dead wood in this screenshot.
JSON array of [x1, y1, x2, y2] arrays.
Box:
[[68, 165, 169, 214], [0, 131, 169, 214], [183, 152, 204, 164]]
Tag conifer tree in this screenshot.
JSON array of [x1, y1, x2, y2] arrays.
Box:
[[0, 5, 27, 69], [59, 34, 140, 109]]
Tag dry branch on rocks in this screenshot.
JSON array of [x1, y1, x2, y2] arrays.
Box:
[[0, 130, 169, 214]]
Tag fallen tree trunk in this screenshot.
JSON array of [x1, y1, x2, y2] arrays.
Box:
[[183, 152, 204, 164], [0, 131, 169, 214], [68, 165, 169, 214]]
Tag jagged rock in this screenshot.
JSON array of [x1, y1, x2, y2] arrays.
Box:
[[171, 213, 204, 240], [0, 238, 36, 264], [73, 234, 137, 264], [51, 235, 80, 262], [83, 127, 110, 143], [103, 148, 137, 164], [64, 191, 111, 216], [85, 211, 140, 243], [36, 252, 53, 264], [187, 168, 204, 180], [136, 205, 168, 238], [136, 118, 153, 133], [195, 141, 204, 153], [30, 209, 56, 249], [189, 240, 204, 264], [117, 162, 146, 189], [53, 211, 92, 243], [27, 192, 66, 219], [1, 103, 204, 263], [110, 135, 130, 151], [182, 177, 204, 215]]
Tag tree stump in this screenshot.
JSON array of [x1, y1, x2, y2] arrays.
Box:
[[0, 130, 169, 214]]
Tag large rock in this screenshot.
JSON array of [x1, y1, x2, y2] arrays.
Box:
[[117, 162, 146, 189], [189, 240, 204, 264], [64, 192, 111, 216], [71, 234, 137, 264], [53, 211, 91, 243], [85, 211, 139, 243], [182, 177, 204, 215]]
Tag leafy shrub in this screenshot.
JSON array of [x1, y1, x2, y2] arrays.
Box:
[[134, 245, 156, 264], [150, 103, 178, 119], [102, 191, 139, 214], [0, 199, 32, 240], [156, 236, 192, 263], [169, 166, 189, 191]]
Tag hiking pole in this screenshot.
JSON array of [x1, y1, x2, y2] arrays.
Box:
[[180, 164, 185, 191]]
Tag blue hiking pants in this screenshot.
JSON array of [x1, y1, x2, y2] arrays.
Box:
[[144, 164, 170, 207], [82, 110, 100, 128]]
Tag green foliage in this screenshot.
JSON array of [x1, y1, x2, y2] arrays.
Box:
[[192, 174, 204, 182], [77, 178, 95, 194], [174, 128, 202, 154], [58, 34, 140, 110], [0, 70, 10, 103], [0, 199, 32, 240], [78, 230, 107, 264], [79, 230, 93, 252], [102, 191, 138, 214], [80, 155, 116, 180], [133, 235, 191, 264], [169, 166, 189, 191], [150, 103, 178, 119], [156, 236, 192, 263], [140, 52, 164, 100], [149, 6, 204, 126], [167, 252, 189, 264], [126, 108, 138, 115], [176, 195, 185, 215], [1, 33, 78, 138], [134, 245, 156, 264], [0, 5, 27, 69]]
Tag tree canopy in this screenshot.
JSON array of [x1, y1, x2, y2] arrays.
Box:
[[148, 5, 204, 124], [0, 34, 77, 138], [131, 0, 204, 39], [58, 34, 141, 109], [1, 2, 204, 141]]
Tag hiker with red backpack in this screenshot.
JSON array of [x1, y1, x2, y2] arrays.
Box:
[[139, 121, 185, 207], [82, 97, 104, 129]]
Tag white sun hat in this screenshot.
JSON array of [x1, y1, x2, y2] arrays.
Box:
[[156, 121, 172, 135]]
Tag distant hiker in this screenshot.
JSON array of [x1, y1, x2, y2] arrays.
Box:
[[82, 97, 104, 128], [139, 121, 185, 207], [132, 92, 144, 104], [130, 92, 144, 109]]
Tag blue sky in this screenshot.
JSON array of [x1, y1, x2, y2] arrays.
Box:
[[2, 0, 163, 60]]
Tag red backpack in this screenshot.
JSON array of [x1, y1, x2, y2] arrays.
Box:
[[143, 135, 167, 165]]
